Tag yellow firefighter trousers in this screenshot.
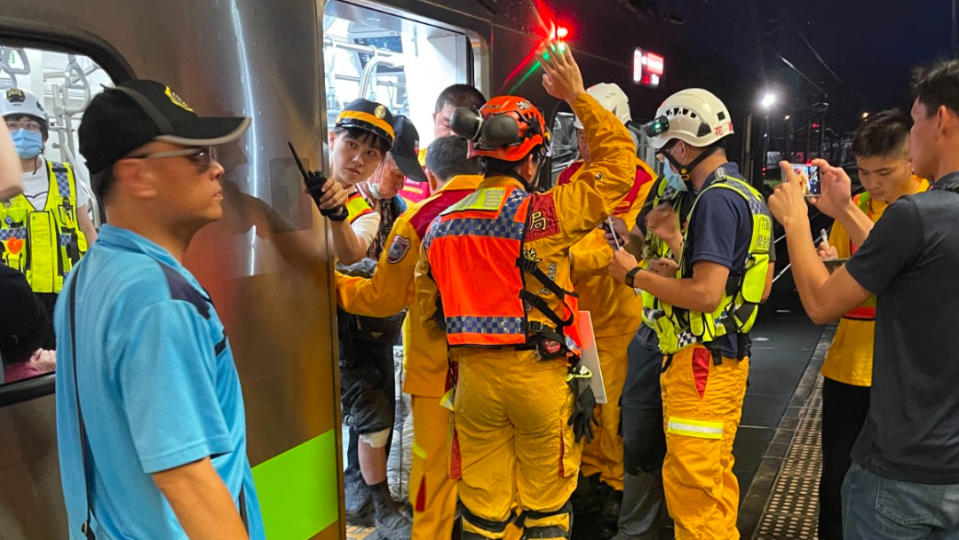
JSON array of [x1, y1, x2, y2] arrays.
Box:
[[580, 331, 632, 491], [409, 395, 457, 539], [452, 348, 580, 539], [661, 345, 749, 540]]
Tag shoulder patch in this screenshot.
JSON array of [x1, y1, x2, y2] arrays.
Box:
[[158, 262, 212, 320], [387, 235, 411, 264], [525, 194, 560, 241], [409, 189, 474, 238]]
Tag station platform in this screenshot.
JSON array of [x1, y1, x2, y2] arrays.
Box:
[[347, 282, 832, 540]]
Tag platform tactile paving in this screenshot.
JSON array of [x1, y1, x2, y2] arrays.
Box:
[[753, 377, 823, 539]]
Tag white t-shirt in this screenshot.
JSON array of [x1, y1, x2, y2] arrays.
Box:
[[350, 207, 380, 249], [20, 156, 91, 210]]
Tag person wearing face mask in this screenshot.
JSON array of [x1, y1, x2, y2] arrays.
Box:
[[608, 89, 773, 540], [1, 88, 97, 318]]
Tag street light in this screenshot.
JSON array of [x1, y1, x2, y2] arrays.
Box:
[[760, 92, 777, 110], [758, 91, 777, 179], [862, 111, 870, 120], [784, 114, 791, 121]]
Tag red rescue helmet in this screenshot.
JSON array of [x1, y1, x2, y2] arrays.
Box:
[[466, 95, 550, 162]]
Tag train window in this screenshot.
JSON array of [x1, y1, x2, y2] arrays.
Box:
[[0, 45, 113, 392], [323, 0, 473, 149]]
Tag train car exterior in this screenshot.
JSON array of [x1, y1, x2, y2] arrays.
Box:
[[0, 1, 752, 538]]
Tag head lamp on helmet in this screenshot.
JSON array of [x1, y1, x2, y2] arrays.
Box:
[[647, 88, 733, 151]]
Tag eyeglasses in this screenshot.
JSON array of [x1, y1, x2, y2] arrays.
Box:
[[6, 119, 43, 132], [127, 146, 218, 171]]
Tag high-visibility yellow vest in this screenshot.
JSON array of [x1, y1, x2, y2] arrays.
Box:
[[652, 169, 771, 354], [0, 160, 88, 294], [640, 177, 685, 331]]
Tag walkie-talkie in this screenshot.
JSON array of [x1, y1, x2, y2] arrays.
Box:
[[288, 142, 348, 222]]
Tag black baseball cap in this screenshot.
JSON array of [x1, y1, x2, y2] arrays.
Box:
[[390, 115, 427, 183], [79, 80, 251, 175], [335, 99, 395, 149]]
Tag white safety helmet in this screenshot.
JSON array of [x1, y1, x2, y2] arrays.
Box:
[[573, 82, 630, 129], [0, 87, 48, 124], [646, 88, 733, 150]]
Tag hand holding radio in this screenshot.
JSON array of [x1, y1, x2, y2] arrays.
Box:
[[288, 143, 349, 222]]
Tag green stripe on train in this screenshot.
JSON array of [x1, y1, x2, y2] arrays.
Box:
[[252, 430, 339, 539]]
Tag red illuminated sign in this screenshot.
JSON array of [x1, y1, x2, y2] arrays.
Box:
[[633, 48, 664, 89]]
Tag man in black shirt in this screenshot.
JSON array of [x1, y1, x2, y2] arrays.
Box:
[[768, 59, 959, 537]]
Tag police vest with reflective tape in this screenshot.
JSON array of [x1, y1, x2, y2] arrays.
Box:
[[424, 184, 578, 352], [639, 176, 686, 333], [651, 169, 771, 354], [0, 160, 88, 294]]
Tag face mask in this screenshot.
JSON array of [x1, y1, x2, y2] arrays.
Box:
[[661, 163, 688, 200], [367, 181, 385, 200], [12, 129, 43, 159]]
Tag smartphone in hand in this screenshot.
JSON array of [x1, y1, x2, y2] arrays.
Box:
[[791, 163, 821, 197]]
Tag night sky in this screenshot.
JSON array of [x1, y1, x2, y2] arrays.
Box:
[[667, 0, 953, 130]]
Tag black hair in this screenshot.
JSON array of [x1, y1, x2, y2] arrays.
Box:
[[852, 109, 911, 159], [5, 113, 48, 140], [912, 59, 959, 118], [92, 167, 115, 207], [333, 125, 391, 154], [434, 84, 486, 114], [425, 136, 480, 181], [478, 145, 543, 176]]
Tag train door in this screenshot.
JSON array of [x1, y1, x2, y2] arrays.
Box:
[[320, 0, 479, 500]]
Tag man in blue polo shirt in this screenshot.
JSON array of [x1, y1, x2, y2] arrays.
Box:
[[54, 81, 348, 539]]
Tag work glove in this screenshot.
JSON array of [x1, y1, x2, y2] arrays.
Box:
[[567, 362, 598, 443]]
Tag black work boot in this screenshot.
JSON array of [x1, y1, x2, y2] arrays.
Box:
[[598, 487, 623, 539], [367, 481, 412, 539], [345, 476, 374, 526], [571, 472, 603, 515]]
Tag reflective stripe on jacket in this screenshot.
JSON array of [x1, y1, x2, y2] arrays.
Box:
[[0, 160, 87, 293]]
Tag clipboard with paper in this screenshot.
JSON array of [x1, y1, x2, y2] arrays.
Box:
[[576, 311, 607, 404]]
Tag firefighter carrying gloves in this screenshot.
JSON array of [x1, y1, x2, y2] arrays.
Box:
[[560, 82, 657, 538], [609, 89, 771, 540], [417, 41, 636, 539], [1, 87, 97, 318]]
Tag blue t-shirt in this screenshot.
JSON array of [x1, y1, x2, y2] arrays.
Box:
[[54, 224, 264, 539], [683, 163, 754, 357]]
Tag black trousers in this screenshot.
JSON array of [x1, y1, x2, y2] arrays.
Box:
[[341, 336, 396, 487], [819, 376, 870, 540]]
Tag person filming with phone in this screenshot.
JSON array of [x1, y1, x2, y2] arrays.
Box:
[[806, 109, 929, 539], [767, 59, 959, 537]]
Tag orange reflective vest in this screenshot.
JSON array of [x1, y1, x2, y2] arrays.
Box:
[[424, 183, 578, 352]]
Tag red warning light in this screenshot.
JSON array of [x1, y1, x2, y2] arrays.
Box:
[[633, 48, 665, 89], [811, 123, 821, 129], [556, 25, 569, 39]]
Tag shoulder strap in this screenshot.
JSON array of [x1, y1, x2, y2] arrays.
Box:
[[69, 269, 96, 540]]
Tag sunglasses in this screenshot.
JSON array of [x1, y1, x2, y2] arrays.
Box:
[[127, 146, 218, 170]]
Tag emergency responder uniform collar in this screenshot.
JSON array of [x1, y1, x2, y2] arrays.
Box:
[[79, 79, 251, 175]]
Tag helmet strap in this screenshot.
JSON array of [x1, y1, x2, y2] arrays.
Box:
[[663, 144, 719, 184]]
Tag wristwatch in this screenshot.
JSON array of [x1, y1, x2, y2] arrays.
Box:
[[625, 266, 641, 288]]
